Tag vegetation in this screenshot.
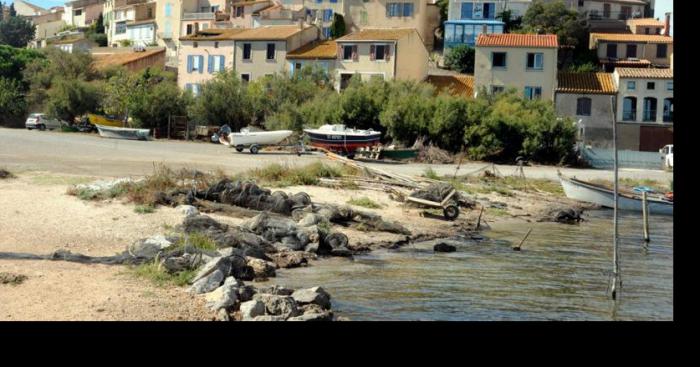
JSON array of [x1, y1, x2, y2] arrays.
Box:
[[497, 9, 523, 33], [0, 14, 35, 48], [134, 204, 156, 214], [0, 168, 15, 179], [330, 13, 346, 39], [347, 197, 383, 209], [444, 44, 475, 74], [0, 272, 28, 285], [132, 261, 196, 287], [249, 162, 354, 187], [522, 0, 588, 48]]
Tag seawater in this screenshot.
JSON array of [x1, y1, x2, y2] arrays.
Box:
[[260, 210, 673, 321]]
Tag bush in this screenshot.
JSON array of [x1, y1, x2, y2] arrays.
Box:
[[444, 44, 475, 74]]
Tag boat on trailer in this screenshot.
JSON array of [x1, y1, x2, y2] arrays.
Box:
[[95, 124, 150, 141], [217, 126, 294, 154], [558, 173, 673, 216], [303, 124, 381, 155]]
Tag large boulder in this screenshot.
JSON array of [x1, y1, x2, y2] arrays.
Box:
[[239, 300, 266, 321], [251, 315, 287, 321], [268, 251, 309, 269], [246, 257, 276, 279], [287, 311, 333, 321], [178, 205, 199, 218], [237, 285, 256, 302], [253, 293, 300, 318], [160, 253, 202, 274], [182, 215, 228, 234], [205, 281, 239, 311], [291, 287, 331, 310], [190, 256, 232, 284], [257, 285, 294, 296], [188, 269, 225, 294], [129, 235, 176, 258]]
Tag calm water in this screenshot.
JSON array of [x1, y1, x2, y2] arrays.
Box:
[[260, 210, 673, 321]]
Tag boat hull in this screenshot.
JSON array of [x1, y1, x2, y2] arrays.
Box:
[[559, 175, 673, 216], [229, 130, 293, 146], [96, 124, 150, 141], [304, 130, 381, 152], [88, 113, 124, 128]]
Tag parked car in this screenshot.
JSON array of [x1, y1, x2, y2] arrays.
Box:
[[659, 144, 673, 170], [25, 113, 64, 130]]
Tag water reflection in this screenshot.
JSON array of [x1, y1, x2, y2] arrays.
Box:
[[259, 210, 672, 321]]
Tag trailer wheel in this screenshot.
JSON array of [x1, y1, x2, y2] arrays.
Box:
[[443, 205, 459, 221], [235, 145, 244, 152], [250, 145, 259, 154]]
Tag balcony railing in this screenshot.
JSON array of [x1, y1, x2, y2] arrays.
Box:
[[587, 10, 643, 21], [183, 12, 216, 20]]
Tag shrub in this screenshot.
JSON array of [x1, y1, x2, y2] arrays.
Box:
[[444, 44, 475, 74]]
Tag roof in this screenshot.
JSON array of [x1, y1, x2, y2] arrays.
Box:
[[16, 0, 48, 12], [287, 40, 337, 60], [230, 25, 313, 41], [615, 67, 673, 79], [336, 28, 416, 42], [48, 35, 86, 45], [426, 75, 474, 97], [594, 0, 647, 5], [476, 33, 558, 48], [179, 28, 247, 41], [590, 33, 673, 44], [128, 19, 156, 27], [92, 48, 165, 70], [599, 58, 652, 67], [627, 18, 666, 27], [556, 73, 617, 95], [231, 0, 271, 6]]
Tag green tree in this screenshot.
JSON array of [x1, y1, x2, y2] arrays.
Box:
[[444, 44, 475, 74], [101, 67, 138, 119], [566, 62, 598, 73], [0, 77, 27, 124], [522, 0, 587, 48], [497, 9, 523, 33], [330, 13, 346, 39], [0, 16, 36, 47], [95, 12, 105, 34], [188, 69, 255, 129], [0, 45, 43, 82], [0, 2, 4, 22], [430, 94, 472, 151], [379, 81, 436, 145], [8, 2, 15, 17], [45, 78, 102, 123]]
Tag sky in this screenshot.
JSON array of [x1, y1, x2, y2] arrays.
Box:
[[3, 0, 674, 35]]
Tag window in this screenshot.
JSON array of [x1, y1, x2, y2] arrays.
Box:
[[482, 2, 494, 19], [236, 6, 243, 17], [656, 44, 668, 58], [374, 45, 386, 60], [403, 2, 414, 17], [386, 3, 412, 17], [626, 44, 637, 58], [148, 8, 153, 18], [266, 43, 276, 60], [461, 2, 473, 19], [578, 0, 584, 6], [323, 9, 333, 22], [165, 3, 172, 17], [623, 97, 637, 121], [667, 81, 673, 91], [243, 43, 251, 60], [627, 81, 636, 90], [645, 27, 650, 35], [360, 10, 368, 25], [74, 9, 82, 16], [524, 86, 542, 100], [209, 55, 225, 73], [576, 98, 592, 116], [323, 27, 331, 39], [343, 45, 354, 60], [663, 98, 673, 122], [115, 21, 126, 34], [241, 74, 250, 82], [186, 24, 193, 35], [526, 53, 543, 70], [491, 86, 504, 94], [606, 44, 617, 58], [643, 97, 657, 121], [492, 52, 506, 68], [214, 42, 219, 48], [188, 55, 204, 73], [647, 82, 655, 90]]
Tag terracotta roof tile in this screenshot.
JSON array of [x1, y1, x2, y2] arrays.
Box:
[[231, 0, 271, 6], [336, 28, 416, 42], [590, 33, 673, 44], [426, 74, 474, 97], [476, 33, 558, 48], [93, 48, 165, 70], [556, 73, 617, 95], [626, 18, 666, 27], [287, 40, 337, 59], [615, 67, 673, 79], [230, 25, 313, 40], [179, 28, 247, 41]]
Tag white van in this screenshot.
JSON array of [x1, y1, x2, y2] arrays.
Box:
[[25, 113, 63, 130]]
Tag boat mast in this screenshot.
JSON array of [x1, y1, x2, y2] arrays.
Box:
[[610, 96, 620, 301]]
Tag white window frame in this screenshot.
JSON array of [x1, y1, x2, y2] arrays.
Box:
[[526, 53, 543, 70]]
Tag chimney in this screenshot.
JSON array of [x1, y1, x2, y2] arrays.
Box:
[[664, 12, 671, 36]]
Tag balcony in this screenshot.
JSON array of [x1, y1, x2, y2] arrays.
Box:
[[183, 12, 216, 20], [587, 10, 643, 21]]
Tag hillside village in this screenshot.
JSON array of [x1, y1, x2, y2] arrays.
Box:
[[1, 0, 673, 166]]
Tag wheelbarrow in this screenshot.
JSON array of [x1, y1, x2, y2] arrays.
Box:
[[405, 189, 460, 221]]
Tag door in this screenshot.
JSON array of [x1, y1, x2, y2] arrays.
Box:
[[603, 4, 611, 18], [639, 126, 673, 152]]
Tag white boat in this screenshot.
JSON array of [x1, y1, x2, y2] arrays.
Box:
[[559, 173, 673, 216], [95, 124, 150, 141], [219, 127, 293, 154]]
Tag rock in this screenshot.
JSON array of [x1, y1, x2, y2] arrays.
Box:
[[161, 253, 201, 274], [434, 243, 457, 253], [216, 309, 231, 321], [246, 257, 276, 279], [205, 282, 239, 311], [178, 205, 199, 217], [182, 214, 228, 234], [190, 256, 232, 284], [237, 285, 256, 302], [217, 247, 243, 258], [188, 269, 225, 294], [253, 293, 300, 318], [268, 251, 309, 269], [304, 242, 319, 254], [257, 285, 294, 296], [229, 255, 256, 281], [291, 287, 331, 310], [287, 311, 333, 321], [129, 235, 174, 258], [298, 213, 324, 227], [239, 300, 266, 321], [251, 315, 287, 321], [490, 202, 508, 209]]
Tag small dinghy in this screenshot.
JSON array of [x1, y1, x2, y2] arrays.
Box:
[[95, 124, 150, 141], [559, 172, 673, 216]]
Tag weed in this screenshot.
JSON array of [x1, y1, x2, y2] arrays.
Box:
[[0, 168, 15, 179], [134, 205, 155, 214], [347, 197, 383, 209], [422, 167, 441, 180], [0, 272, 27, 285], [132, 261, 196, 287]]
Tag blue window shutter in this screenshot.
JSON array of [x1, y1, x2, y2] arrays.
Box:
[[199, 56, 204, 74], [208, 55, 213, 73], [404, 3, 413, 17], [187, 55, 193, 73], [461, 2, 473, 19], [220, 55, 225, 72]]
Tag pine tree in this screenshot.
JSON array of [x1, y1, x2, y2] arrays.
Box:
[[95, 12, 105, 34], [0, 2, 4, 22], [9, 2, 15, 17], [330, 13, 346, 39]]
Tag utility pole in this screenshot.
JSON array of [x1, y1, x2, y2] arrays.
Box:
[[610, 96, 620, 301]]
